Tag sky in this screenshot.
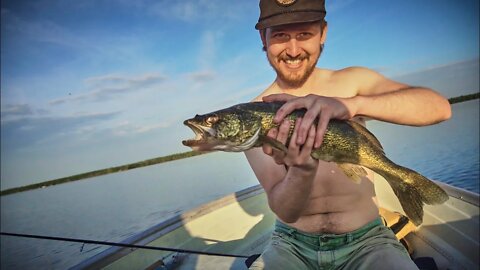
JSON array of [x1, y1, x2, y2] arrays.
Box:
[[1, 0, 479, 190]]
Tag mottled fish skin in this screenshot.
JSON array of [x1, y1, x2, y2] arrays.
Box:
[[183, 101, 449, 225]]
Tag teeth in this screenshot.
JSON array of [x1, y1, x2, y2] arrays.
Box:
[[285, 59, 301, 64]]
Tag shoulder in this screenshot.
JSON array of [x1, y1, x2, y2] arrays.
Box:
[[332, 66, 405, 95], [252, 83, 283, 102], [332, 66, 384, 79]]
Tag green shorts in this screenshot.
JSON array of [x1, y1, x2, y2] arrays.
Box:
[[249, 217, 418, 270]]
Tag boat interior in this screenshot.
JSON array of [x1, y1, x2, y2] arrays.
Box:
[[73, 174, 479, 270]]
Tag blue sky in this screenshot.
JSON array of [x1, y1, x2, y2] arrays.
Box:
[[1, 0, 479, 189]]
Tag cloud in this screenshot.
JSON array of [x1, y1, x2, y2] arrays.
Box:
[[1, 104, 34, 118], [1, 8, 87, 49], [1, 111, 119, 150], [49, 72, 167, 105], [148, 0, 251, 23], [85, 73, 167, 86], [110, 121, 172, 136], [186, 70, 216, 83]]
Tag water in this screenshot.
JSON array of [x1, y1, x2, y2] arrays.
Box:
[[1, 100, 479, 269], [369, 100, 479, 193]]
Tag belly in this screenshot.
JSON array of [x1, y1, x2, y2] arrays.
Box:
[[282, 161, 380, 233]]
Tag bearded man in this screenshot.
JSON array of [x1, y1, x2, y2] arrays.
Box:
[[245, 0, 451, 269]]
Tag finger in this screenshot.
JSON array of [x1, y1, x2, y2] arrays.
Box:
[[276, 119, 291, 145], [274, 99, 308, 123], [262, 128, 277, 155], [272, 149, 286, 165], [288, 118, 302, 152], [296, 103, 321, 145], [262, 93, 296, 103], [300, 126, 316, 158], [314, 111, 331, 148]]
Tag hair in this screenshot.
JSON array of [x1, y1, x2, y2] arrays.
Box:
[[260, 19, 328, 52]]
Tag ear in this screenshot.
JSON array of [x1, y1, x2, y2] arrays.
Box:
[[320, 24, 328, 44]]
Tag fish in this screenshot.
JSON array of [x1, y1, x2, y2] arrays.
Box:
[[182, 101, 449, 225]]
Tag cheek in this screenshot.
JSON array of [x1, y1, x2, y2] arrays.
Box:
[[303, 37, 323, 54], [266, 44, 284, 57]]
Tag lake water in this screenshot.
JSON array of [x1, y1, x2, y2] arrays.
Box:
[[1, 100, 479, 269]]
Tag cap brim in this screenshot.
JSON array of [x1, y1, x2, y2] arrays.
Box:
[[255, 11, 325, 30]]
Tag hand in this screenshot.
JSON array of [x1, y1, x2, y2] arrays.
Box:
[[263, 93, 353, 148], [263, 118, 318, 170]]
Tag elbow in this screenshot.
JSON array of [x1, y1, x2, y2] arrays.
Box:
[[273, 208, 301, 223], [268, 198, 301, 223], [280, 215, 301, 224], [427, 94, 452, 125], [275, 213, 300, 223], [438, 98, 452, 122], [444, 103, 452, 121]]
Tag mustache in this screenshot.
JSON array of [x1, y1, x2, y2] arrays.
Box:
[[278, 53, 310, 62]]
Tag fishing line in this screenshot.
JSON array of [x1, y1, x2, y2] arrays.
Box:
[[0, 232, 250, 259]]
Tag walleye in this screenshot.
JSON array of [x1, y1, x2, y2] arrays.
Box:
[[182, 101, 449, 225]]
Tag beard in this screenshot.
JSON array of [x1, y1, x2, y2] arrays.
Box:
[[267, 45, 323, 88]]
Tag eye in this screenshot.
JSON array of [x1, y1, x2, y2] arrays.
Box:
[[296, 32, 313, 41], [206, 115, 218, 125], [272, 32, 290, 42]]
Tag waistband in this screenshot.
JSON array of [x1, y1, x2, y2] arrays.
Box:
[[275, 217, 383, 251]]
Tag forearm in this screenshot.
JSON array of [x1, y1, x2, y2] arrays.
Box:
[[350, 87, 451, 126], [268, 166, 316, 223]]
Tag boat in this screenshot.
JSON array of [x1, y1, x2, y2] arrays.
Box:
[[71, 171, 479, 270]]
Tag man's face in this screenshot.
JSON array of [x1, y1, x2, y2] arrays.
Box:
[[263, 22, 326, 88]]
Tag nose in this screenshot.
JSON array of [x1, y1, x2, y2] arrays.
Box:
[[285, 38, 301, 58]]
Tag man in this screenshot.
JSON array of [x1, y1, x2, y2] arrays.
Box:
[[244, 0, 452, 269]]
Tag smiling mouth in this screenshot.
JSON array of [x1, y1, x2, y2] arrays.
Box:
[[280, 56, 309, 69]]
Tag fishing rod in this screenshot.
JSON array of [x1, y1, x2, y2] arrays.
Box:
[[1, 92, 478, 197], [448, 92, 479, 104], [0, 150, 209, 196], [0, 231, 250, 259]]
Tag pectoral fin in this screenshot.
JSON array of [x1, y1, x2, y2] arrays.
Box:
[[258, 135, 288, 153], [337, 163, 368, 184]]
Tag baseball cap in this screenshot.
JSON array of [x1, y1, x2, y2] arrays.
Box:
[[255, 0, 326, 30]]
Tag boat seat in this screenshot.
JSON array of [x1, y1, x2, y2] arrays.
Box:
[[379, 207, 417, 255]]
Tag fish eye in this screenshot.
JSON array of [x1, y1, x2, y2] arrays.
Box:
[[206, 114, 218, 125]]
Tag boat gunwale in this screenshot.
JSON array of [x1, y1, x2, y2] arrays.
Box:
[[435, 181, 479, 207]]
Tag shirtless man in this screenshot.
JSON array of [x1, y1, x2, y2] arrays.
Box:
[[245, 1, 451, 269]]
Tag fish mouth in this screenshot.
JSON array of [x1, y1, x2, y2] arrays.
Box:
[[182, 120, 216, 149]]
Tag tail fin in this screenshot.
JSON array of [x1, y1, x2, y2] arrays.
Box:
[[390, 185, 425, 226], [380, 166, 449, 226]]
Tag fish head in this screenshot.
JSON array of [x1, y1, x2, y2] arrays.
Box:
[[182, 107, 262, 152]]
